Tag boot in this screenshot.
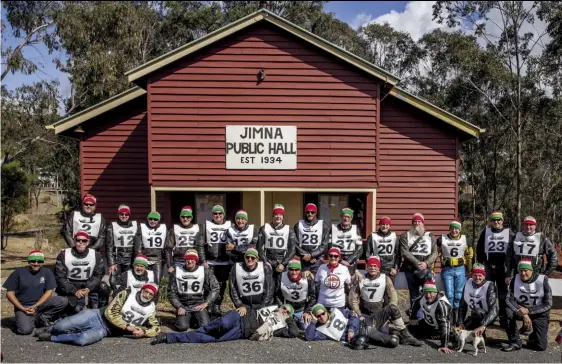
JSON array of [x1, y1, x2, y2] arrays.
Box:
[[452, 308, 459, 326], [33, 327, 49, 337], [501, 340, 522, 352], [150, 333, 168, 345], [398, 328, 423, 346], [37, 332, 52, 342]]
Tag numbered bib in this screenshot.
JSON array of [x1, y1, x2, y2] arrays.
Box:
[[421, 295, 451, 329], [257, 306, 287, 331], [264, 224, 290, 250], [175, 265, 205, 295], [127, 270, 155, 293], [64, 248, 96, 281], [440, 235, 467, 259], [484, 228, 510, 254], [174, 224, 199, 249], [371, 232, 397, 256], [206, 221, 230, 245], [280, 272, 308, 303], [463, 279, 489, 313], [317, 308, 348, 341], [359, 273, 386, 303], [257, 305, 279, 321], [120, 292, 156, 327], [331, 225, 359, 253], [227, 225, 254, 246], [113, 221, 137, 248], [141, 223, 167, 250], [235, 262, 265, 296], [513, 232, 541, 257], [298, 220, 323, 248], [514, 274, 545, 308], [407, 231, 431, 256], [72, 211, 102, 238]]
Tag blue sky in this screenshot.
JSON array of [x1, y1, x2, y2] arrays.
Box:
[[1, 1, 421, 113]]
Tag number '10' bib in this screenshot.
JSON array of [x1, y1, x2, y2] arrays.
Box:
[[317, 308, 348, 341]]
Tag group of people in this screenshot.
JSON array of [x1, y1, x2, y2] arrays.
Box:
[[3, 194, 556, 354]]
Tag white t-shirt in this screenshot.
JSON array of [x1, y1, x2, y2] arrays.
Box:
[[315, 263, 351, 308]]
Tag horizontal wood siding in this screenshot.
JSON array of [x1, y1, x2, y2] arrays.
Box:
[[377, 97, 459, 236], [148, 23, 377, 188], [81, 97, 151, 222]]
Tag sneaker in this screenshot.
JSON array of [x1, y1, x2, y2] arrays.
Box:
[[37, 332, 52, 342], [151, 333, 168, 345]]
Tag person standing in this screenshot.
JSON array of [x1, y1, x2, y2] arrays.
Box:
[[293, 203, 329, 275], [134, 211, 167, 285], [315, 247, 351, 311], [225, 209, 258, 263], [3, 250, 68, 335], [329, 208, 363, 275], [165, 206, 204, 271], [365, 216, 401, 279], [62, 194, 106, 251], [106, 204, 137, 288]]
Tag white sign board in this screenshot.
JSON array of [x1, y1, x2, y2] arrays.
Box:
[[225, 126, 297, 170]]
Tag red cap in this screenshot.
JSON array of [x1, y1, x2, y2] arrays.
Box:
[[327, 247, 341, 256], [83, 194, 97, 206], [304, 203, 318, 213], [74, 231, 90, 241], [379, 216, 391, 225], [366, 255, 381, 268]]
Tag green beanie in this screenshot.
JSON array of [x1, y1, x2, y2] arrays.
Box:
[[449, 220, 462, 230], [341, 207, 354, 218], [281, 304, 294, 317], [490, 210, 504, 221], [235, 210, 248, 220], [180, 206, 193, 217], [212, 205, 225, 214], [311, 303, 327, 316], [245, 247, 259, 258], [287, 258, 301, 270], [518, 258, 533, 272], [147, 211, 161, 221]]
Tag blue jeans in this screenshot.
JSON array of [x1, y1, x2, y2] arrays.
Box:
[[167, 310, 243, 343], [441, 266, 465, 309], [49, 308, 108, 346]]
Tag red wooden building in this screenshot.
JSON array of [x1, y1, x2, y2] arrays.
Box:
[[49, 9, 483, 238]]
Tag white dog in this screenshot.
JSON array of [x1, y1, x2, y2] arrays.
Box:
[[452, 326, 487, 356]]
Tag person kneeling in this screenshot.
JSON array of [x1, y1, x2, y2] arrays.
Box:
[[151, 304, 298, 344], [502, 258, 552, 352], [349, 255, 422, 347], [409, 281, 454, 353], [305, 304, 360, 344], [168, 249, 220, 330], [36, 283, 160, 346]]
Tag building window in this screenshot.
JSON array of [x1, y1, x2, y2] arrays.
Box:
[[316, 193, 367, 238], [195, 194, 226, 225]]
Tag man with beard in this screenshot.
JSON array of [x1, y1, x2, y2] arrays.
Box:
[[315, 247, 351, 310], [436, 220, 473, 325], [3, 250, 68, 335], [63, 194, 106, 251], [229, 248, 274, 314], [365, 217, 401, 279], [409, 281, 454, 354], [476, 209, 515, 329], [36, 283, 161, 346], [502, 258, 552, 352], [457, 263, 498, 335], [225, 210, 258, 263], [165, 206, 204, 271], [348, 255, 422, 347], [276, 258, 317, 329], [201, 205, 232, 317], [106, 204, 137, 289], [304, 304, 361, 343], [257, 204, 297, 287], [293, 203, 330, 275], [111, 255, 155, 295], [399, 213, 437, 308], [55, 231, 105, 311], [505, 216, 557, 281], [168, 250, 220, 330], [134, 211, 167, 285], [329, 208, 363, 275], [151, 304, 299, 344]]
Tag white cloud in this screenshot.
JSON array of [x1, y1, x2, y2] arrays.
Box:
[[351, 12, 373, 30]]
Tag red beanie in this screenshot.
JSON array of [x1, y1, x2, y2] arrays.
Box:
[[328, 247, 341, 256], [141, 283, 158, 296], [472, 263, 486, 276], [74, 231, 90, 241], [304, 203, 318, 213], [523, 216, 537, 226], [412, 213, 424, 223], [366, 255, 381, 268], [379, 216, 391, 225], [118, 204, 131, 215], [83, 194, 97, 206]]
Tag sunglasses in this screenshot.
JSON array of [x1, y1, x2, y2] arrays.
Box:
[[29, 261, 44, 264], [491, 219, 502, 222], [180, 216, 191, 219], [245, 256, 257, 261], [119, 213, 129, 217], [148, 218, 159, 222], [75, 239, 89, 243], [328, 254, 340, 259], [83, 203, 95, 207], [288, 268, 300, 272], [305, 211, 316, 215], [213, 212, 223, 216], [315, 311, 327, 319]]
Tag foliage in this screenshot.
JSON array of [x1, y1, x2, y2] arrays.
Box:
[[1, 161, 30, 243]]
